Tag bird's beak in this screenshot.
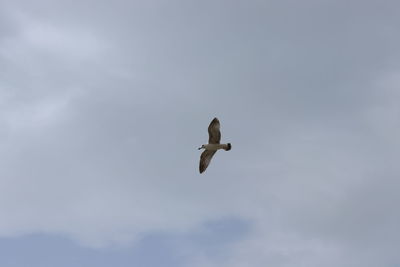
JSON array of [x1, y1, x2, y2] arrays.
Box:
[[198, 147, 202, 150]]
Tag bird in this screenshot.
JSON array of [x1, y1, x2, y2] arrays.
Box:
[[198, 117, 231, 173]]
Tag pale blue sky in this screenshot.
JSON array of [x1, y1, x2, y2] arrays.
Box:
[[0, 218, 249, 267], [1, 0, 399, 266]]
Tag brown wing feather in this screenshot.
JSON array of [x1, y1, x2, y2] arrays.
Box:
[[208, 117, 221, 144], [199, 150, 216, 173]]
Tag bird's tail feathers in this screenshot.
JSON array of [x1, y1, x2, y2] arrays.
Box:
[[224, 143, 232, 151]]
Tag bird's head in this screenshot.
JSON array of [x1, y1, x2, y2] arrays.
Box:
[[198, 144, 205, 150]]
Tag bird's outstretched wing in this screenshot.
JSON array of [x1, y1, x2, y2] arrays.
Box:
[[199, 150, 216, 173], [208, 117, 221, 144]]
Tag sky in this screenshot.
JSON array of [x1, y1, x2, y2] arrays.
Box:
[[0, 0, 399, 266]]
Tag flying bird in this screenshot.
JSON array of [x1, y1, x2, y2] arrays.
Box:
[[198, 117, 231, 173]]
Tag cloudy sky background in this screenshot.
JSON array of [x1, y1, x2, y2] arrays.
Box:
[[1, 0, 399, 266]]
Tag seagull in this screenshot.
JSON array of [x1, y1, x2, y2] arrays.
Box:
[[198, 117, 231, 173]]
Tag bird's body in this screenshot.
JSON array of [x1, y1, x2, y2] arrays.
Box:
[[198, 117, 231, 173], [202, 143, 231, 151]]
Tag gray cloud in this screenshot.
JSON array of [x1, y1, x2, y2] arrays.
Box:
[[1, 0, 400, 266]]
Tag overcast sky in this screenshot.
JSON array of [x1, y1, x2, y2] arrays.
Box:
[[1, 0, 399, 266]]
